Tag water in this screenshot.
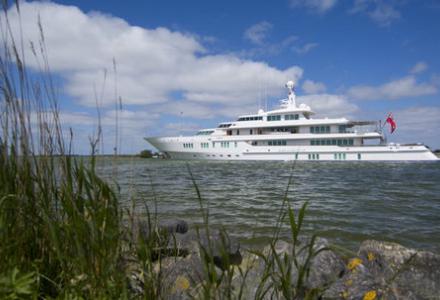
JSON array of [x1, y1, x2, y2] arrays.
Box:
[[98, 158, 440, 252]]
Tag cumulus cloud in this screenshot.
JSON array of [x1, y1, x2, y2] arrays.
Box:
[[347, 76, 437, 100], [302, 80, 327, 94], [350, 0, 400, 26], [293, 43, 319, 54], [243, 21, 273, 45], [290, 0, 338, 13], [391, 106, 440, 149], [5, 2, 303, 109], [296, 94, 359, 117], [410, 61, 428, 74]]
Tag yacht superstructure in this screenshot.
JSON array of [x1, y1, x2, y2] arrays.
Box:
[[146, 81, 438, 161]]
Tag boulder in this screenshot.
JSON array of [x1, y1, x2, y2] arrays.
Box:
[[323, 240, 440, 300]]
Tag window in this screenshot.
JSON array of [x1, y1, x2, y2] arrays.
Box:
[[358, 153, 361, 160], [267, 115, 281, 121], [285, 114, 299, 120], [295, 153, 298, 160], [237, 130, 240, 135], [235, 142, 238, 147], [311, 126, 330, 133], [349, 139, 354, 146], [250, 129, 253, 135], [335, 153, 346, 160], [339, 125, 347, 133], [267, 140, 287, 146], [237, 116, 263, 121], [311, 140, 315, 145]]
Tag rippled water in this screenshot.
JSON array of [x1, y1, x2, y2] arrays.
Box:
[[97, 158, 440, 252]]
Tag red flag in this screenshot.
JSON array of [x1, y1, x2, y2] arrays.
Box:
[[386, 113, 397, 133]]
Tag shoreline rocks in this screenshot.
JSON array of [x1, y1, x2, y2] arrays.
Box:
[[123, 219, 440, 299]]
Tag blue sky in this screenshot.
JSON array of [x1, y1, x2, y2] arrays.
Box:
[[5, 0, 440, 153]]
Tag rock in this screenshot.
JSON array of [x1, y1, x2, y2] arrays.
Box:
[[197, 230, 242, 270], [323, 240, 440, 300], [263, 238, 345, 291], [306, 238, 346, 289], [159, 219, 189, 234], [134, 219, 188, 240], [359, 240, 440, 299], [159, 255, 205, 299]]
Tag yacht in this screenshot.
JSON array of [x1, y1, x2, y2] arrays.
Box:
[[146, 81, 438, 161]]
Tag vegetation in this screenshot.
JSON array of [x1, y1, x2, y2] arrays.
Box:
[[139, 149, 153, 158], [0, 2, 334, 299]]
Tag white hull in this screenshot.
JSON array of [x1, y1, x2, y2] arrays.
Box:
[[146, 137, 438, 161]]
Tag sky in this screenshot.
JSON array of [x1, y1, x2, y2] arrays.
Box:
[[3, 0, 440, 153]]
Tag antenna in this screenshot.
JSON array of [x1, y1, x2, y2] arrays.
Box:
[[285, 80, 296, 107]]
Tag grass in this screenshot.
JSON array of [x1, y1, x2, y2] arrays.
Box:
[[0, 2, 337, 299]]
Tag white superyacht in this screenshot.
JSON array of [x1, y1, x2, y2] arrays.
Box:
[[146, 81, 438, 161]]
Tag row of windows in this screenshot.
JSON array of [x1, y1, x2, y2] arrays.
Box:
[[308, 153, 320, 160], [196, 130, 214, 135], [183, 143, 194, 148], [200, 142, 209, 148], [334, 153, 347, 160], [267, 115, 282, 121], [218, 124, 232, 128], [302, 153, 361, 160], [339, 125, 348, 133], [268, 140, 287, 146], [311, 139, 354, 146], [285, 114, 299, 120], [237, 116, 263, 121], [270, 127, 298, 133], [310, 126, 330, 133]]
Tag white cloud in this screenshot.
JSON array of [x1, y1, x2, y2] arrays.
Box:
[[350, 0, 400, 26], [302, 80, 327, 94], [296, 94, 359, 117], [5, 2, 303, 109], [293, 43, 319, 54], [290, 0, 338, 13], [347, 76, 437, 100], [238, 35, 298, 58], [243, 21, 273, 45], [390, 106, 440, 149], [410, 61, 428, 74]]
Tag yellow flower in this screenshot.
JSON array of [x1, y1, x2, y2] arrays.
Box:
[[347, 257, 363, 271], [342, 291, 349, 299], [367, 252, 375, 261], [345, 279, 353, 286], [172, 275, 190, 293], [363, 290, 377, 300]]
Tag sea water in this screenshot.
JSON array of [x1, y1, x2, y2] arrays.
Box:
[[98, 158, 440, 252]]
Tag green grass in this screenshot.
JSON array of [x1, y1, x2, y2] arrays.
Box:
[[0, 2, 335, 299]]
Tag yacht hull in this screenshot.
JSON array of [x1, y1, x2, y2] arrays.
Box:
[[145, 137, 438, 161]]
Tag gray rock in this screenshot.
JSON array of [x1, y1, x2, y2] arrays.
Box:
[[307, 238, 345, 289], [324, 240, 440, 300], [263, 238, 345, 291], [359, 240, 440, 299], [159, 255, 205, 299], [169, 229, 242, 270]]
